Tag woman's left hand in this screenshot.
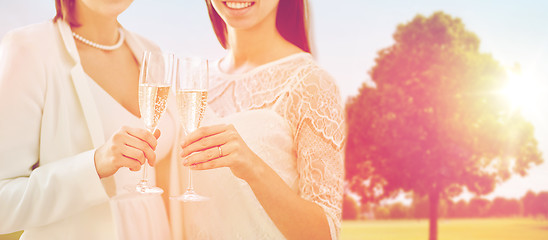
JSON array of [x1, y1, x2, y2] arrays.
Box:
[[181, 124, 264, 182]]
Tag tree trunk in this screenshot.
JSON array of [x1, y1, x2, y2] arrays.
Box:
[[429, 189, 439, 240]]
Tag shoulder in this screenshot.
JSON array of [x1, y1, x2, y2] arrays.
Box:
[[0, 22, 57, 101], [283, 53, 337, 85], [0, 21, 60, 69], [291, 54, 341, 102], [1, 21, 57, 52], [2, 21, 56, 40], [124, 29, 162, 52], [289, 54, 346, 144]]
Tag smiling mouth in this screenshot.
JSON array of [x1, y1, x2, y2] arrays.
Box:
[[223, 1, 255, 10]]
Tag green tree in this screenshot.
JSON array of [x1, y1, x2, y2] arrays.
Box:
[[342, 193, 361, 220], [535, 192, 548, 218], [388, 202, 411, 219], [345, 11, 543, 240], [411, 194, 430, 219], [488, 197, 522, 217], [468, 197, 491, 217], [447, 199, 469, 218], [373, 206, 390, 219], [522, 191, 537, 217]]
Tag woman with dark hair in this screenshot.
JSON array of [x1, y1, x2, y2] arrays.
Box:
[[176, 0, 345, 239], [0, 0, 174, 239]]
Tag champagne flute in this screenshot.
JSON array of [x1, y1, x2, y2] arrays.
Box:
[[135, 50, 174, 194], [171, 57, 209, 202]]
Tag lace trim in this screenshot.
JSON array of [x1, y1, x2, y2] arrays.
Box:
[[209, 54, 345, 148], [209, 57, 311, 109]]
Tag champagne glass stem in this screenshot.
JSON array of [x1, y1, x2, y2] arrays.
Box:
[[187, 168, 193, 191], [142, 162, 149, 182], [139, 128, 155, 188]]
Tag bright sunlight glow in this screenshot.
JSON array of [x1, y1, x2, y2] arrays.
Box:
[[499, 69, 542, 119]]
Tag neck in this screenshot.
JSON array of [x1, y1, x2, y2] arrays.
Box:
[[222, 11, 301, 73], [72, 2, 120, 46]]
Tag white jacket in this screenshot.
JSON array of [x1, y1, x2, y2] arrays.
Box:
[[0, 20, 171, 239]]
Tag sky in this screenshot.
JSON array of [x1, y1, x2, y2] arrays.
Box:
[[1, 0, 547, 201]]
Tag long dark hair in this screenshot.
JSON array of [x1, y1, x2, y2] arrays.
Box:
[[53, 0, 80, 27], [205, 0, 311, 53]]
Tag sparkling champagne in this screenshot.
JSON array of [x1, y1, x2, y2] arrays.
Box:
[[177, 90, 208, 134], [139, 84, 171, 131]]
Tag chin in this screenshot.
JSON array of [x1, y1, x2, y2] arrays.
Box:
[[96, 1, 133, 17], [224, 19, 258, 30]]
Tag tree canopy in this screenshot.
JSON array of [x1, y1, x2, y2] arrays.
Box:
[[345, 11, 543, 240]]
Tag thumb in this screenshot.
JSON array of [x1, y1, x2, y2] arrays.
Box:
[[153, 129, 161, 139]]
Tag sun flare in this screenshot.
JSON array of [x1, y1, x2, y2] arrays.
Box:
[[499, 70, 543, 118]]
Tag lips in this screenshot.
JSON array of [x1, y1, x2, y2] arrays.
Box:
[[223, 1, 255, 10]]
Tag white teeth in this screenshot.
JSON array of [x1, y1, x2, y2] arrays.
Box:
[[225, 1, 252, 9]]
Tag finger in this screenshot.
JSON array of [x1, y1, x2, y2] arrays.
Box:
[[153, 129, 161, 139], [123, 134, 157, 166], [146, 150, 157, 167], [120, 157, 143, 171], [189, 155, 230, 170], [121, 144, 146, 165], [182, 148, 218, 166], [124, 126, 158, 150], [183, 142, 234, 166], [130, 144, 156, 166], [181, 130, 232, 158], [182, 124, 229, 148]]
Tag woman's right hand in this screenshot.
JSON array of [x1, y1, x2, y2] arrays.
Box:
[[94, 126, 160, 178]]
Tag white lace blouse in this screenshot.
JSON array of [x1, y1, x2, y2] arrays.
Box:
[[181, 52, 345, 239]]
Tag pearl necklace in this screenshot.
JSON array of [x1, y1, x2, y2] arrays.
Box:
[[72, 28, 125, 51]]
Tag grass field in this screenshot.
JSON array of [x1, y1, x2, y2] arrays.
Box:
[[2, 218, 547, 239], [341, 218, 548, 240]]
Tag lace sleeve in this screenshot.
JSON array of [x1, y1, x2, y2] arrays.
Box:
[[287, 67, 345, 239]]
